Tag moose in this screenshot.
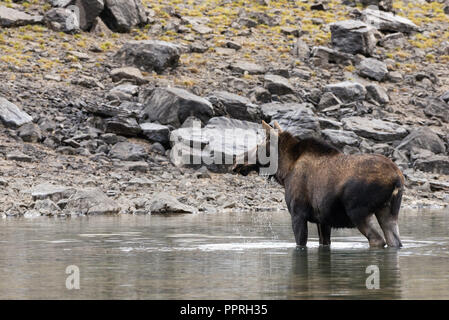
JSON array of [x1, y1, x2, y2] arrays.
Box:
[[233, 121, 404, 248]]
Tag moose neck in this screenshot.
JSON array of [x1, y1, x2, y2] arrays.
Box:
[[274, 132, 301, 186]]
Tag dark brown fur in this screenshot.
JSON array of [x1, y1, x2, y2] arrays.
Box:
[[234, 127, 405, 248]]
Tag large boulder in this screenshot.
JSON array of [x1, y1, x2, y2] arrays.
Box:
[[271, 104, 320, 139], [397, 128, 446, 154], [324, 82, 367, 103], [141, 87, 214, 128], [342, 116, 408, 142], [264, 74, 294, 95], [362, 8, 420, 33], [0, 97, 33, 128], [357, 58, 388, 81], [0, 6, 43, 27], [140, 122, 171, 146], [170, 117, 263, 172], [100, 0, 147, 33], [329, 20, 377, 56], [44, 7, 80, 33], [424, 98, 449, 123], [64, 188, 121, 215], [207, 91, 261, 122], [114, 40, 181, 73], [74, 0, 104, 31], [260, 102, 304, 121]]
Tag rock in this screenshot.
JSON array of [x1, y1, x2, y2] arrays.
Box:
[[170, 117, 262, 172], [397, 128, 446, 155], [441, 91, 449, 103], [34, 199, 62, 216], [342, 116, 408, 141], [360, 0, 393, 12], [311, 2, 327, 10], [141, 87, 214, 128], [140, 122, 171, 145], [105, 117, 142, 137], [357, 58, 388, 81], [329, 20, 376, 56], [271, 104, 320, 138], [64, 188, 121, 215], [281, 26, 301, 37], [0, 97, 33, 128], [111, 67, 147, 84], [100, 0, 147, 32], [260, 102, 304, 121], [45, 7, 80, 33], [120, 161, 149, 172], [310, 46, 355, 66], [292, 38, 310, 60], [322, 129, 360, 148], [50, 0, 73, 7], [0, 5, 43, 27], [207, 91, 261, 122], [229, 61, 266, 75], [324, 81, 367, 103], [114, 40, 181, 73], [387, 71, 403, 83], [148, 192, 196, 214], [108, 83, 138, 101], [264, 74, 294, 95], [362, 8, 420, 33], [414, 156, 449, 175], [6, 151, 32, 162], [109, 141, 147, 161], [318, 92, 342, 111], [18, 122, 42, 143], [424, 98, 449, 123], [31, 183, 76, 202], [366, 84, 389, 105], [71, 75, 104, 89]]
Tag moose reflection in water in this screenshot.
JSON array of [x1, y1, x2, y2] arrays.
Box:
[[233, 121, 405, 248]]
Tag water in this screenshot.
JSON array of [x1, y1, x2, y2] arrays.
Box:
[[0, 209, 448, 299]]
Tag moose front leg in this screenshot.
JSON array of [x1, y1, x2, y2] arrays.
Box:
[[291, 214, 308, 247], [317, 224, 331, 246]]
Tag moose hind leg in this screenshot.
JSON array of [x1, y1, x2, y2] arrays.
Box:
[[317, 224, 331, 246], [354, 214, 386, 248], [375, 206, 402, 248]]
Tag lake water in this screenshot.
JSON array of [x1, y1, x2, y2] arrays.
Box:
[[0, 209, 448, 299]]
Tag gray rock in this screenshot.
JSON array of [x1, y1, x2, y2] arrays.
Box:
[[140, 122, 171, 145], [360, 0, 393, 11], [441, 90, 449, 103], [424, 98, 449, 123], [329, 20, 377, 56], [105, 117, 142, 137], [45, 7, 80, 33], [292, 38, 310, 60], [207, 91, 261, 122], [114, 40, 181, 73], [322, 129, 360, 148], [357, 58, 388, 81], [324, 81, 367, 103], [0, 5, 43, 27], [109, 141, 147, 161], [366, 84, 389, 105], [310, 46, 355, 66], [264, 74, 294, 95], [74, 0, 104, 30], [414, 156, 449, 175], [229, 61, 266, 75], [260, 102, 307, 121], [141, 87, 214, 128], [31, 183, 76, 202], [342, 116, 408, 141], [18, 122, 42, 143], [148, 192, 196, 214], [6, 151, 32, 162], [101, 0, 147, 32], [271, 104, 320, 139], [318, 92, 342, 111], [34, 199, 62, 216], [397, 128, 446, 154], [64, 188, 121, 215], [111, 67, 147, 84], [362, 8, 420, 33], [0, 97, 33, 128]]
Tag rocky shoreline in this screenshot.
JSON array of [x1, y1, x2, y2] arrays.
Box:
[[1, 0, 448, 217]]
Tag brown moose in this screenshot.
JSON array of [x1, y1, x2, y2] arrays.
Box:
[[233, 121, 404, 248]]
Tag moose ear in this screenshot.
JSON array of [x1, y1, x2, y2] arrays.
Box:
[[261, 120, 272, 132], [273, 121, 282, 133]]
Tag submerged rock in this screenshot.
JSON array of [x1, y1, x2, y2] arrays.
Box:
[[148, 193, 196, 214]]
